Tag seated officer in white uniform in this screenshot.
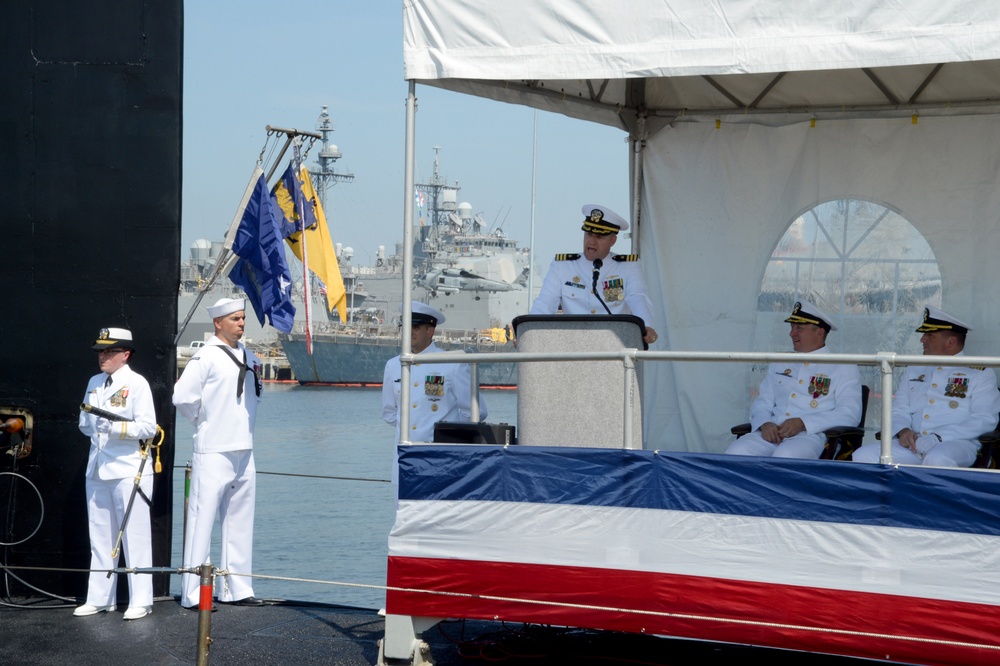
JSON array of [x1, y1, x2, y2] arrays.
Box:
[[382, 303, 488, 468], [726, 301, 862, 459], [529, 204, 658, 346], [853, 306, 1000, 467]]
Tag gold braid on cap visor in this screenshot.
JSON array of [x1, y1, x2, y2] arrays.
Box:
[[917, 321, 954, 332], [786, 314, 822, 326], [582, 221, 619, 235]]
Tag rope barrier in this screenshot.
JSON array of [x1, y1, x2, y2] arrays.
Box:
[[2, 561, 997, 654], [171, 466, 391, 484], [255, 470, 391, 483]]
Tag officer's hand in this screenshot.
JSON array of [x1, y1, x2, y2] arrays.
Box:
[[96, 418, 112, 434], [777, 418, 806, 438], [896, 428, 918, 452], [643, 326, 658, 345], [758, 422, 782, 444]]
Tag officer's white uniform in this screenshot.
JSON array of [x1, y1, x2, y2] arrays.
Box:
[[174, 333, 261, 606], [529, 253, 656, 330], [382, 302, 487, 487], [727, 347, 863, 458], [854, 306, 1000, 467], [854, 357, 1000, 466], [382, 342, 487, 445], [727, 300, 862, 459], [78, 363, 156, 612]]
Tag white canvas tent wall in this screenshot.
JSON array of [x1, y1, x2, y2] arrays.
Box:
[[403, 1, 1000, 452]]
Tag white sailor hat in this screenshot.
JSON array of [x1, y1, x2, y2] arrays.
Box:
[[92, 327, 135, 351], [784, 300, 837, 332], [581, 204, 629, 235], [207, 297, 246, 319], [409, 302, 446, 327], [916, 305, 972, 334]]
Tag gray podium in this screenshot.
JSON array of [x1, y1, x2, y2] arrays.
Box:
[[512, 315, 645, 449]]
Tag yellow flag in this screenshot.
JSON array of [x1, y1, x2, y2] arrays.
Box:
[[274, 166, 347, 323]]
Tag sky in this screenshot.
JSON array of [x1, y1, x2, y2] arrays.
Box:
[[182, 1, 631, 273]]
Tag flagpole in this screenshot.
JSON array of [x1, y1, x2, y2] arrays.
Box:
[[292, 139, 314, 355], [400, 81, 417, 444], [528, 110, 538, 304]]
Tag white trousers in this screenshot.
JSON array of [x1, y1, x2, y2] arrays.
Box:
[[182, 450, 256, 606], [852, 438, 979, 467], [84, 473, 153, 609], [725, 431, 826, 459]]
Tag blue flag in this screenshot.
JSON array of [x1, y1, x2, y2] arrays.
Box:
[[273, 163, 317, 239], [229, 170, 296, 333]]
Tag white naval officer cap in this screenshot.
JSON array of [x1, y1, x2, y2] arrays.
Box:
[[407, 301, 446, 327], [581, 204, 629, 235], [784, 300, 837, 332], [207, 297, 246, 319], [916, 305, 972, 334], [92, 327, 135, 351]]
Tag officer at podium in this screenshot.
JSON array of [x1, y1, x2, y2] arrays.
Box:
[[529, 204, 658, 345]]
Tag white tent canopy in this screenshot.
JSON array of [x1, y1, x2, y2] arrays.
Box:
[[403, 1, 1000, 452], [405, 1, 1000, 130]]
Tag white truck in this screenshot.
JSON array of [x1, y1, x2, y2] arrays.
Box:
[[177, 340, 205, 358]]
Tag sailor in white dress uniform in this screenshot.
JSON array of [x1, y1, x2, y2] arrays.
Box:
[[174, 298, 264, 608]]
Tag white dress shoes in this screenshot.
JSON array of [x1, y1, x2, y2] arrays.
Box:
[[73, 604, 115, 617], [123, 605, 152, 621]]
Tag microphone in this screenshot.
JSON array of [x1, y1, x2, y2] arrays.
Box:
[[591, 258, 602, 293], [591, 258, 612, 315]]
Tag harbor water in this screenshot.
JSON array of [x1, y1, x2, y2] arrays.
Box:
[[169, 384, 517, 610]]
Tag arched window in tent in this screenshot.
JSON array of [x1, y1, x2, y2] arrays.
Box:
[[750, 198, 941, 433]]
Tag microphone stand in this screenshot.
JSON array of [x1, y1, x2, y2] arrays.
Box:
[[591, 258, 613, 315]]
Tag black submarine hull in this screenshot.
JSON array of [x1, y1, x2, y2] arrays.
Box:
[[2, 2, 182, 599]]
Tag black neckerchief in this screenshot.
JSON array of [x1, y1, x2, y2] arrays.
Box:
[[215, 345, 261, 398]]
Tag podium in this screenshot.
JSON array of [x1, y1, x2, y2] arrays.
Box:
[[512, 315, 645, 449]]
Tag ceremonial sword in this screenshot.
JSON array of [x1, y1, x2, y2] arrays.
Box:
[[79, 403, 164, 560]]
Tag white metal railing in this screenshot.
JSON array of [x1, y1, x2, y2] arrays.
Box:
[[399, 348, 1000, 465]]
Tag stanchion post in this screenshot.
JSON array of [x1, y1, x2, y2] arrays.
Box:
[[183, 463, 192, 555], [196, 563, 214, 666]]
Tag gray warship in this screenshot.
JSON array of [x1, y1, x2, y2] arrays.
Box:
[[280, 147, 528, 386]]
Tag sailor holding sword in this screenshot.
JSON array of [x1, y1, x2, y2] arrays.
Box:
[[75, 327, 157, 621]]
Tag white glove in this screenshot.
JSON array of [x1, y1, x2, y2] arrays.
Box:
[[96, 418, 112, 434]]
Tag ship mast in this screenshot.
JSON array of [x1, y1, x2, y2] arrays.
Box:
[[309, 105, 354, 234], [414, 146, 461, 261]]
